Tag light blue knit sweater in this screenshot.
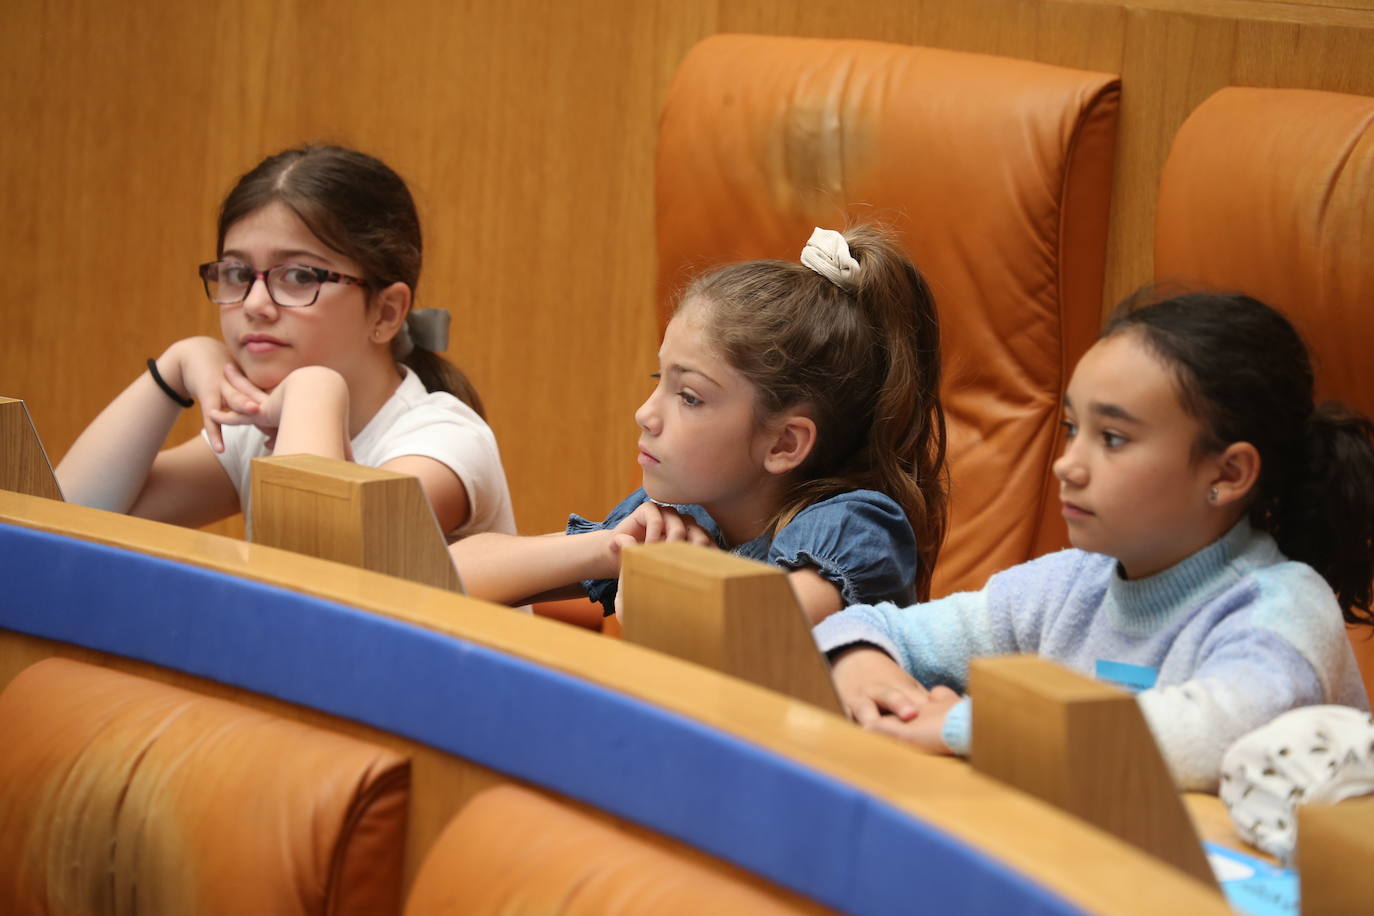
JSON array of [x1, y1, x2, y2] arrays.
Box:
[[813, 520, 1369, 791]]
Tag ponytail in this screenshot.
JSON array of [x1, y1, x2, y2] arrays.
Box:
[[831, 228, 947, 601], [1270, 403, 1374, 624], [402, 348, 487, 419]]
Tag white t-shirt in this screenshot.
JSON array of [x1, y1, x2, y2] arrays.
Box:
[[211, 366, 517, 540]]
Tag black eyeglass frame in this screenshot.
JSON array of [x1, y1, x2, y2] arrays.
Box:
[[197, 260, 369, 308]]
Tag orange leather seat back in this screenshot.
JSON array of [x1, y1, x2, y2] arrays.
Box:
[[657, 35, 1120, 596], [1155, 86, 1374, 699], [404, 784, 832, 915], [0, 658, 410, 916]]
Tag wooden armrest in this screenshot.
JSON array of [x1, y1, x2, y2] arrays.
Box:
[[620, 542, 841, 714], [1297, 796, 1374, 916], [250, 453, 461, 592], [0, 398, 61, 501], [968, 655, 1217, 889]]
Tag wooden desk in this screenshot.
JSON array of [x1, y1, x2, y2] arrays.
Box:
[[0, 490, 1231, 915]]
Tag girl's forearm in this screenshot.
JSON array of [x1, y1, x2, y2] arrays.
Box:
[[452, 530, 619, 606], [269, 367, 350, 459], [56, 358, 188, 511]]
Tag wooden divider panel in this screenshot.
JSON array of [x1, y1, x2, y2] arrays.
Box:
[[620, 543, 842, 715], [968, 655, 1217, 888], [250, 454, 461, 592], [1297, 797, 1374, 916], [0, 399, 61, 501]]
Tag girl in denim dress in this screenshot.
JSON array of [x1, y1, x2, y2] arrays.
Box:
[[454, 224, 948, 625]]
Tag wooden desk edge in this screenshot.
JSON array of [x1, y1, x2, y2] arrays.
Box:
[[0, 491, 1230, 915]]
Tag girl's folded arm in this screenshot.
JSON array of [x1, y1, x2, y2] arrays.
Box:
[[128, 436, 242, 527], [58, 337, 234, 518], [57, 372, 186, 513], [382, 454, 471, 536], [451, 530, 619, 607], [261, 366, 351, 461], [817, 587, 1007, 689]]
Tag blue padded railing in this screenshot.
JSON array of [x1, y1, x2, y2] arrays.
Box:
[[0, 522, 1083, 916]]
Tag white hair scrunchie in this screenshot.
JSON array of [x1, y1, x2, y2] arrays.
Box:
[[800, 227, 860, 293], [394, 308, 451, 357]]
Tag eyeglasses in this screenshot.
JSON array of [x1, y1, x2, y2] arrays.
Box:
[[198, 260, 368, 308]]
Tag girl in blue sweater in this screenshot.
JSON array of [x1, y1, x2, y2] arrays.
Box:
[[816, 291, 1374, 790]]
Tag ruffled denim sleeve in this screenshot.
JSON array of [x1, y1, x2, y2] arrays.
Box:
[[566, 489, 652, 613], [767, 489, 917, 607]]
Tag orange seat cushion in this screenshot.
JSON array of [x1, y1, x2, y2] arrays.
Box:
[[0, 657, 410, 916], [405, 784, 831, 914]]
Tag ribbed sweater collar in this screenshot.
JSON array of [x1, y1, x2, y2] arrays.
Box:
[[1107, 520, 1256, 634]]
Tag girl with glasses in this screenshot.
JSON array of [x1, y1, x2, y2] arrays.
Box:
[[56, 145, 517, 542]]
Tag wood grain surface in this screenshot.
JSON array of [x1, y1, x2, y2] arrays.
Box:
[[4, 0, 1372, 564]]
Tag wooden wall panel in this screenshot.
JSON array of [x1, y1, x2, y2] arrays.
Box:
[[3, 0, 1373, 553]]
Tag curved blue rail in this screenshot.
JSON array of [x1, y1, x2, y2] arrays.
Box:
[[0, 522, 1082, 916]]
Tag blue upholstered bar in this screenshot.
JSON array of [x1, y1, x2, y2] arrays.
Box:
[[0, 522, 1082, 916]]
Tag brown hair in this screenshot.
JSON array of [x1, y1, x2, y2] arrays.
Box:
[[683, 225, 948, 600], [216, 145, 485, 417]]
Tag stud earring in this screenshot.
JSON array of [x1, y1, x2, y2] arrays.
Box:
[[1208, 487, 1219, 503]]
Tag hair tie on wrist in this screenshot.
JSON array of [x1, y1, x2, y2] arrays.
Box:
[[146, 358, 194, 408], [800, 227, 861, 292]]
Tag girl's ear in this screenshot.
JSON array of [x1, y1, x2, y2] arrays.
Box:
[[763, 414, 817, 476], [369, 281, 412, 344], [1210, 441, 1261, 506]]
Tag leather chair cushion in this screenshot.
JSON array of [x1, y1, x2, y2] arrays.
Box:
[[657, 35, 1121, 594], [0, 657, 410, 916], [404, 784, 832, 915]]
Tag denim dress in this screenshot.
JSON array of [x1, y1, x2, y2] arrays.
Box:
[[567, 488, 918, 616]]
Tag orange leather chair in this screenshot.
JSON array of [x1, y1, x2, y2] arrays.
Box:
[[656, 35, 1120, 597], [1154, 86, 1374, 699], [0, 658, 410, 916], [404, 784, 831, 915]]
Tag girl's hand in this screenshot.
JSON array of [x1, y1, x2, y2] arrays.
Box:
[[161, 337, 237, 453], [214, 361, 272, 422], [830, 646, 930, 725], [830, 646, 962, 754], [202, 360, 281, 449], [607, 501, 714, 562], [866, 685, 963, 754]]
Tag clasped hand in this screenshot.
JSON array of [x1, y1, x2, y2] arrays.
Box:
[[170, 337, 347, 458], [829, 646, 963, 753], [202, 361, 288, 447]]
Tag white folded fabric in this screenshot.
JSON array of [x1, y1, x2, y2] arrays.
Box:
[[1219, 705, 1374, 863]]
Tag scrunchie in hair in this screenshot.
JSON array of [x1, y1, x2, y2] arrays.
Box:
[[800, 227, 860, 292]]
